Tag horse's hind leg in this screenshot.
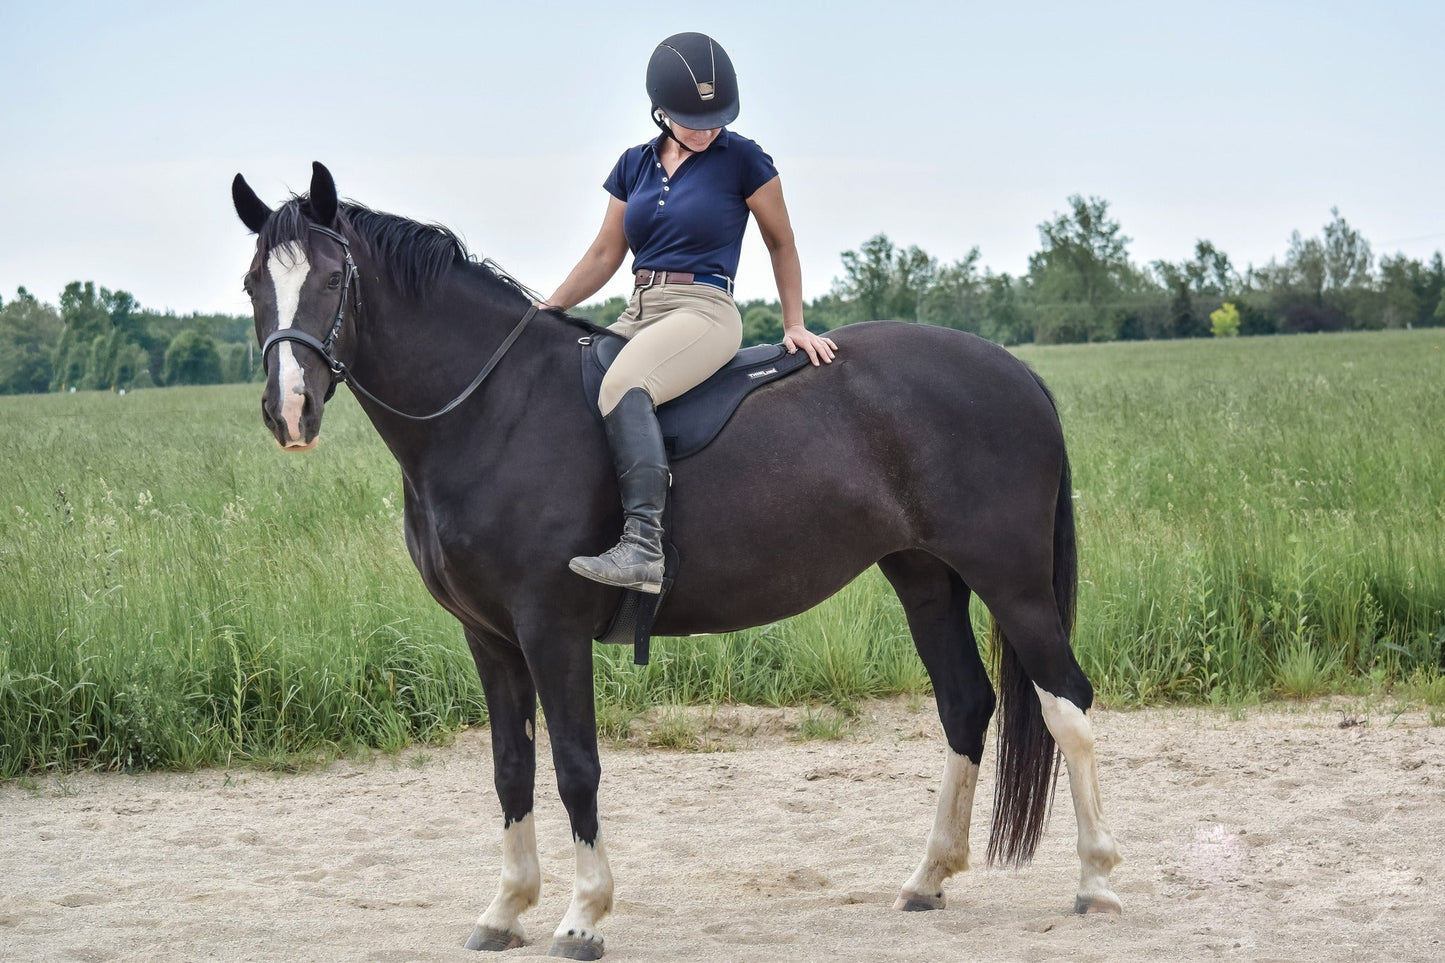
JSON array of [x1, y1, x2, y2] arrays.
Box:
[[987, 588, 1123, 914], [1035, 682, 1123, 913], [463, 630, 541, 951], [878, 551, 994, 912]]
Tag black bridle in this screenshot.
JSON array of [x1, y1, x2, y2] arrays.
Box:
[[259, 223, 539, 421]]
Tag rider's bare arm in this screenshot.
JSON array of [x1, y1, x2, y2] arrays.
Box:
[[748, 177, 835, 365]]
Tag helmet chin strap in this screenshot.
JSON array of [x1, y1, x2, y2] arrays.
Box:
[[652, 108, 694, 154]]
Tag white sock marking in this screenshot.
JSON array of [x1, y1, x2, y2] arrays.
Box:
[[901, 750, 979, 900], [476, 813, 541, 937], [552, 832, 613, 949], [1034, 685, 1123, 909], [267, 242, 311, 444]]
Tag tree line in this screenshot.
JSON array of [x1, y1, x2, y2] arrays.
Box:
[[0, 281, 256, 395], [4, 197, 1442, 395], [686, 198, 1443, 348]]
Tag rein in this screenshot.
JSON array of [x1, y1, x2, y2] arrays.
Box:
[[260, 223, 540, 422]]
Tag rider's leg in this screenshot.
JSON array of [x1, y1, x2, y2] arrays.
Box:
[[570, 285, 741, 593]]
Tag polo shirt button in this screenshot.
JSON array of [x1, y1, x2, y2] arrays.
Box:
[[655, 163, 661, 169], [658, 200, 665, 206], [662, 177, 668, 183], [663, 186, 670, 192]]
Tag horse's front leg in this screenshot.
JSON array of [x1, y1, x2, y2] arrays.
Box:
[[463, 630, 542, 952], [532, 631, 613, 961]]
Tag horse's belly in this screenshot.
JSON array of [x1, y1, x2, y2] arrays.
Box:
[[653, 458, 906, 634]]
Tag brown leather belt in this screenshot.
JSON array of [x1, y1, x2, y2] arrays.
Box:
[[633, 269, 733, 294], [635, 269, 696, 285]]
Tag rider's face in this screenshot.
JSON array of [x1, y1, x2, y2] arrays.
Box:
[[665, 117, 722, 152]]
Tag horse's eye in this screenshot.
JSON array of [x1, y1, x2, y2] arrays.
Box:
[[327, 273, 342, 290]]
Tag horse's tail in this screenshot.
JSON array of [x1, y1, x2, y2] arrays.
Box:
[[986, 386, 1077, 868]]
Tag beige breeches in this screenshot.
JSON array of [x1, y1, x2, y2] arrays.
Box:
[[599, 283, 743, 415]]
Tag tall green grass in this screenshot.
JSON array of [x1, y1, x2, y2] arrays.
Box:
[[1, 330, 1442, 773], [1016, 332, 1445, 703]]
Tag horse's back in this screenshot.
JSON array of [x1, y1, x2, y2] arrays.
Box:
[[656, 321, 1066, 633]]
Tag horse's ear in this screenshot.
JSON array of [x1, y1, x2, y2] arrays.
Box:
[[309, 161, 338, 226], [232, 174, 272, 234]]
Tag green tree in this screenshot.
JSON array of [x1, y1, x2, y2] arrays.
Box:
[[838, 234, 902, 320], [0, 288, 64, 394], [920, 249, 983, 331], [567, 295, 629, 327], [802, 292, 852, 333], [893, 245, 938, 322], [112, 341, 155, 389], [741, 304, 783, 346], [1210, 302, 1241, 337], [978, 272, 1031, 345], [1284, 232, 1327, 302], [217, 342, 258, 383], [1152, 240, 1237, 338], [836, 233, 963, 324], [1152, 261, 1206, 339], [1269, 210, 1375, 331], [163, 330, 223, 386], [1027, 195, 1138, 343], [1426, 253, 1445, 328], [1378, 254, 1425, 328], [50, 281, 110, 389], [1322, 207, 1373, 295]]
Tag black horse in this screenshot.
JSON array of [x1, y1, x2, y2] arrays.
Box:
[[232, 163, 1122, 959]]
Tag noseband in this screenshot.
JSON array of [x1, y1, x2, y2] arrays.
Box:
[[258, 223, 539, 421]]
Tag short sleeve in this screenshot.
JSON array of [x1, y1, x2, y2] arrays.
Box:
[[738, 138, 779, 198], [603, 149, 633, 201]]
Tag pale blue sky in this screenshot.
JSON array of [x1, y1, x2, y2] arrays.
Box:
[[2, 0, 1441, 316]]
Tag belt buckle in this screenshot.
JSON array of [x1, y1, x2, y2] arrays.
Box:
[[639, 270, 660, 289]]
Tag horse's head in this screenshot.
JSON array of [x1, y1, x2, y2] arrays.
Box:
[[232, 161, 358, 451]]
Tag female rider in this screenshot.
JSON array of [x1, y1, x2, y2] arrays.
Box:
[[539, 31, 836, 594]]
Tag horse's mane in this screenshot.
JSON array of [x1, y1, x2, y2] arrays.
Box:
[[257, 195, 604, 333]]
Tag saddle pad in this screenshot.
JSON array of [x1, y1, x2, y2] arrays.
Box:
[[580, 334, 811, 459]]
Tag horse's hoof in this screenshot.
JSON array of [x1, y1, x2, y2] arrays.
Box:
[[893, 888, 945, 911], [547, 935, 604, 960], [465, 925, 524, 951], [1074, 893, 1123, 915]]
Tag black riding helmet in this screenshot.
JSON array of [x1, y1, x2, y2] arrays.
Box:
[[647, 32, 739, 150]]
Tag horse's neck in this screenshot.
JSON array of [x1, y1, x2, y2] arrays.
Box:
[[351, 268, 566, 474]]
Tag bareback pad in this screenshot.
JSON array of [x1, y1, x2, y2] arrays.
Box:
[[580, 333, 811, 459], [580, 332, 812, 663]]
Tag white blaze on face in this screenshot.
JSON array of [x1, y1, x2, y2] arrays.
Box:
[[267, 242, 312, 445]]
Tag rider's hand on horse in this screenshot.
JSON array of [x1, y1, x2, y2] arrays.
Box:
[[783, 325, 838, 366]]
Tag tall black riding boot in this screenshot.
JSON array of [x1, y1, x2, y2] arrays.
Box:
[[569, 387, 669, 593]]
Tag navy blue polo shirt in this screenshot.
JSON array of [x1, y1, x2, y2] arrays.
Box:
[[603, 129, 779, 281]]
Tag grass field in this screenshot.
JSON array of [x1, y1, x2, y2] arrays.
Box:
[[2, 330, 1442, 773]]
